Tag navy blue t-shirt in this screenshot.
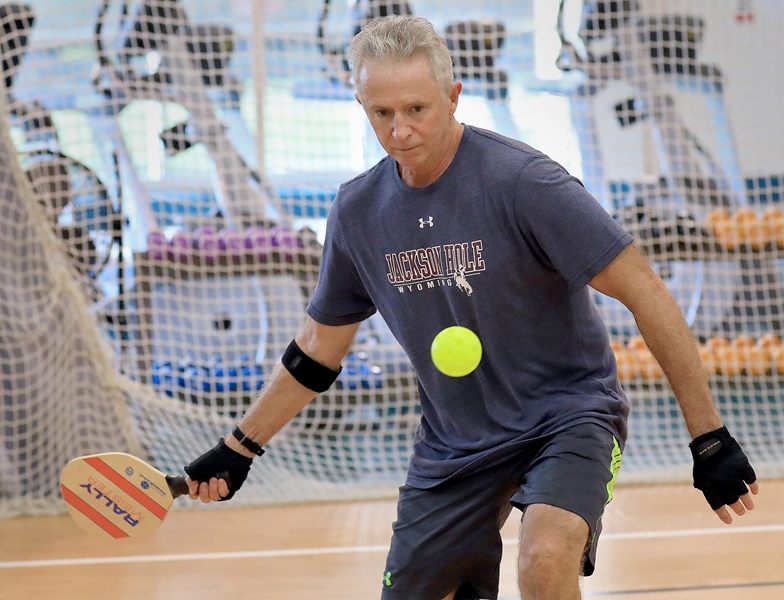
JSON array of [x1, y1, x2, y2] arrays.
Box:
[[307, 125, 633, 488]]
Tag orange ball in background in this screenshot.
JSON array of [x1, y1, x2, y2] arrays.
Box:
[[761, 207, 784, 247], [735, 212, 766, 250], [771, 345, 784, 375], [714, 345, 742, 377], [706, 336, 731, 350], [733, 207, 757, 223], [637, 349, 664, 380], [626, 336, 647, 352], [699, 345, 718, 376], [615, 348, 641, 381], [732, 335, 755, 348], [757, 333, 782, 349], [741, 345, 771, 376], [706, 208, 732, 233], [712, 218, 742, 251]]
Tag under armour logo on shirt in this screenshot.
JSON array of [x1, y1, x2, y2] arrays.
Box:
[[419, 216, 434, 228]]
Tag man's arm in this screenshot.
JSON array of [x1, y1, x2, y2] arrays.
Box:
[[186, 316, 361, 502], [589, 243, 759, 523], [589, 244, 721, 437], [227, 317, 360, 454]]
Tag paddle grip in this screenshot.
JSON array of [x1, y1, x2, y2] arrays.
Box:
[[166, 471, 231, 499], [166, 475, 189, 499]]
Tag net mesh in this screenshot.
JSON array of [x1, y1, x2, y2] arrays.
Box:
[[1, 0, 783, 517]]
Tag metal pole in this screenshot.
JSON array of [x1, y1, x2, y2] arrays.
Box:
[[252, 0, 267, 198]]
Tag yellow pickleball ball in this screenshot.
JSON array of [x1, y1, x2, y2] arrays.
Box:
[[431, 326, 482, 377]]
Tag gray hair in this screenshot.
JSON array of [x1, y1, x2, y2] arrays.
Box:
[[347, 15, 454, 95]]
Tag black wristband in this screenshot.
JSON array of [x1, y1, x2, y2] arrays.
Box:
[[231, 426, 265, 457], [282, 339, 342, 392]]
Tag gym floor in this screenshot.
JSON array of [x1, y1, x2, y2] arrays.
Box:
[[2, 478, 783, 599]]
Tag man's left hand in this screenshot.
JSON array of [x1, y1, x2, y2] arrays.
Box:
[[689, 426, 760, 523]]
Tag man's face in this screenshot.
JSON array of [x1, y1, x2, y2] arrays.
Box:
[[355, 55, 461, 179]]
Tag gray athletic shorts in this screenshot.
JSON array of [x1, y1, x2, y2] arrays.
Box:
[[380, 422, 622, 600]]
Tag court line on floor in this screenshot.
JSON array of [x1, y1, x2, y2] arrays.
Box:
[[581, 580, 784, 596], [2, 523, 783, 569], [499, 580, 784, 599]]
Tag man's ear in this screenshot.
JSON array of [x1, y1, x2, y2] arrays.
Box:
[[449, 81, 462, 113]]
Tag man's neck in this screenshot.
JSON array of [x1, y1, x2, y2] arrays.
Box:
[[398, 123, 464, 188]]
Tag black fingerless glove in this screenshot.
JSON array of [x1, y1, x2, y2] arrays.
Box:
[[184, 438, 254, 501], [689, 426, 756, 510]]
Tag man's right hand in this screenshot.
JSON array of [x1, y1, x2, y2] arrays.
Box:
[[184, 438, 254, 502]]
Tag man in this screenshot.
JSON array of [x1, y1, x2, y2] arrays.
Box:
[[184, 15, 759, 600]]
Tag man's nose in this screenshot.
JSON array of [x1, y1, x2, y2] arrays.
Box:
[[392, 116, 412, 140]]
